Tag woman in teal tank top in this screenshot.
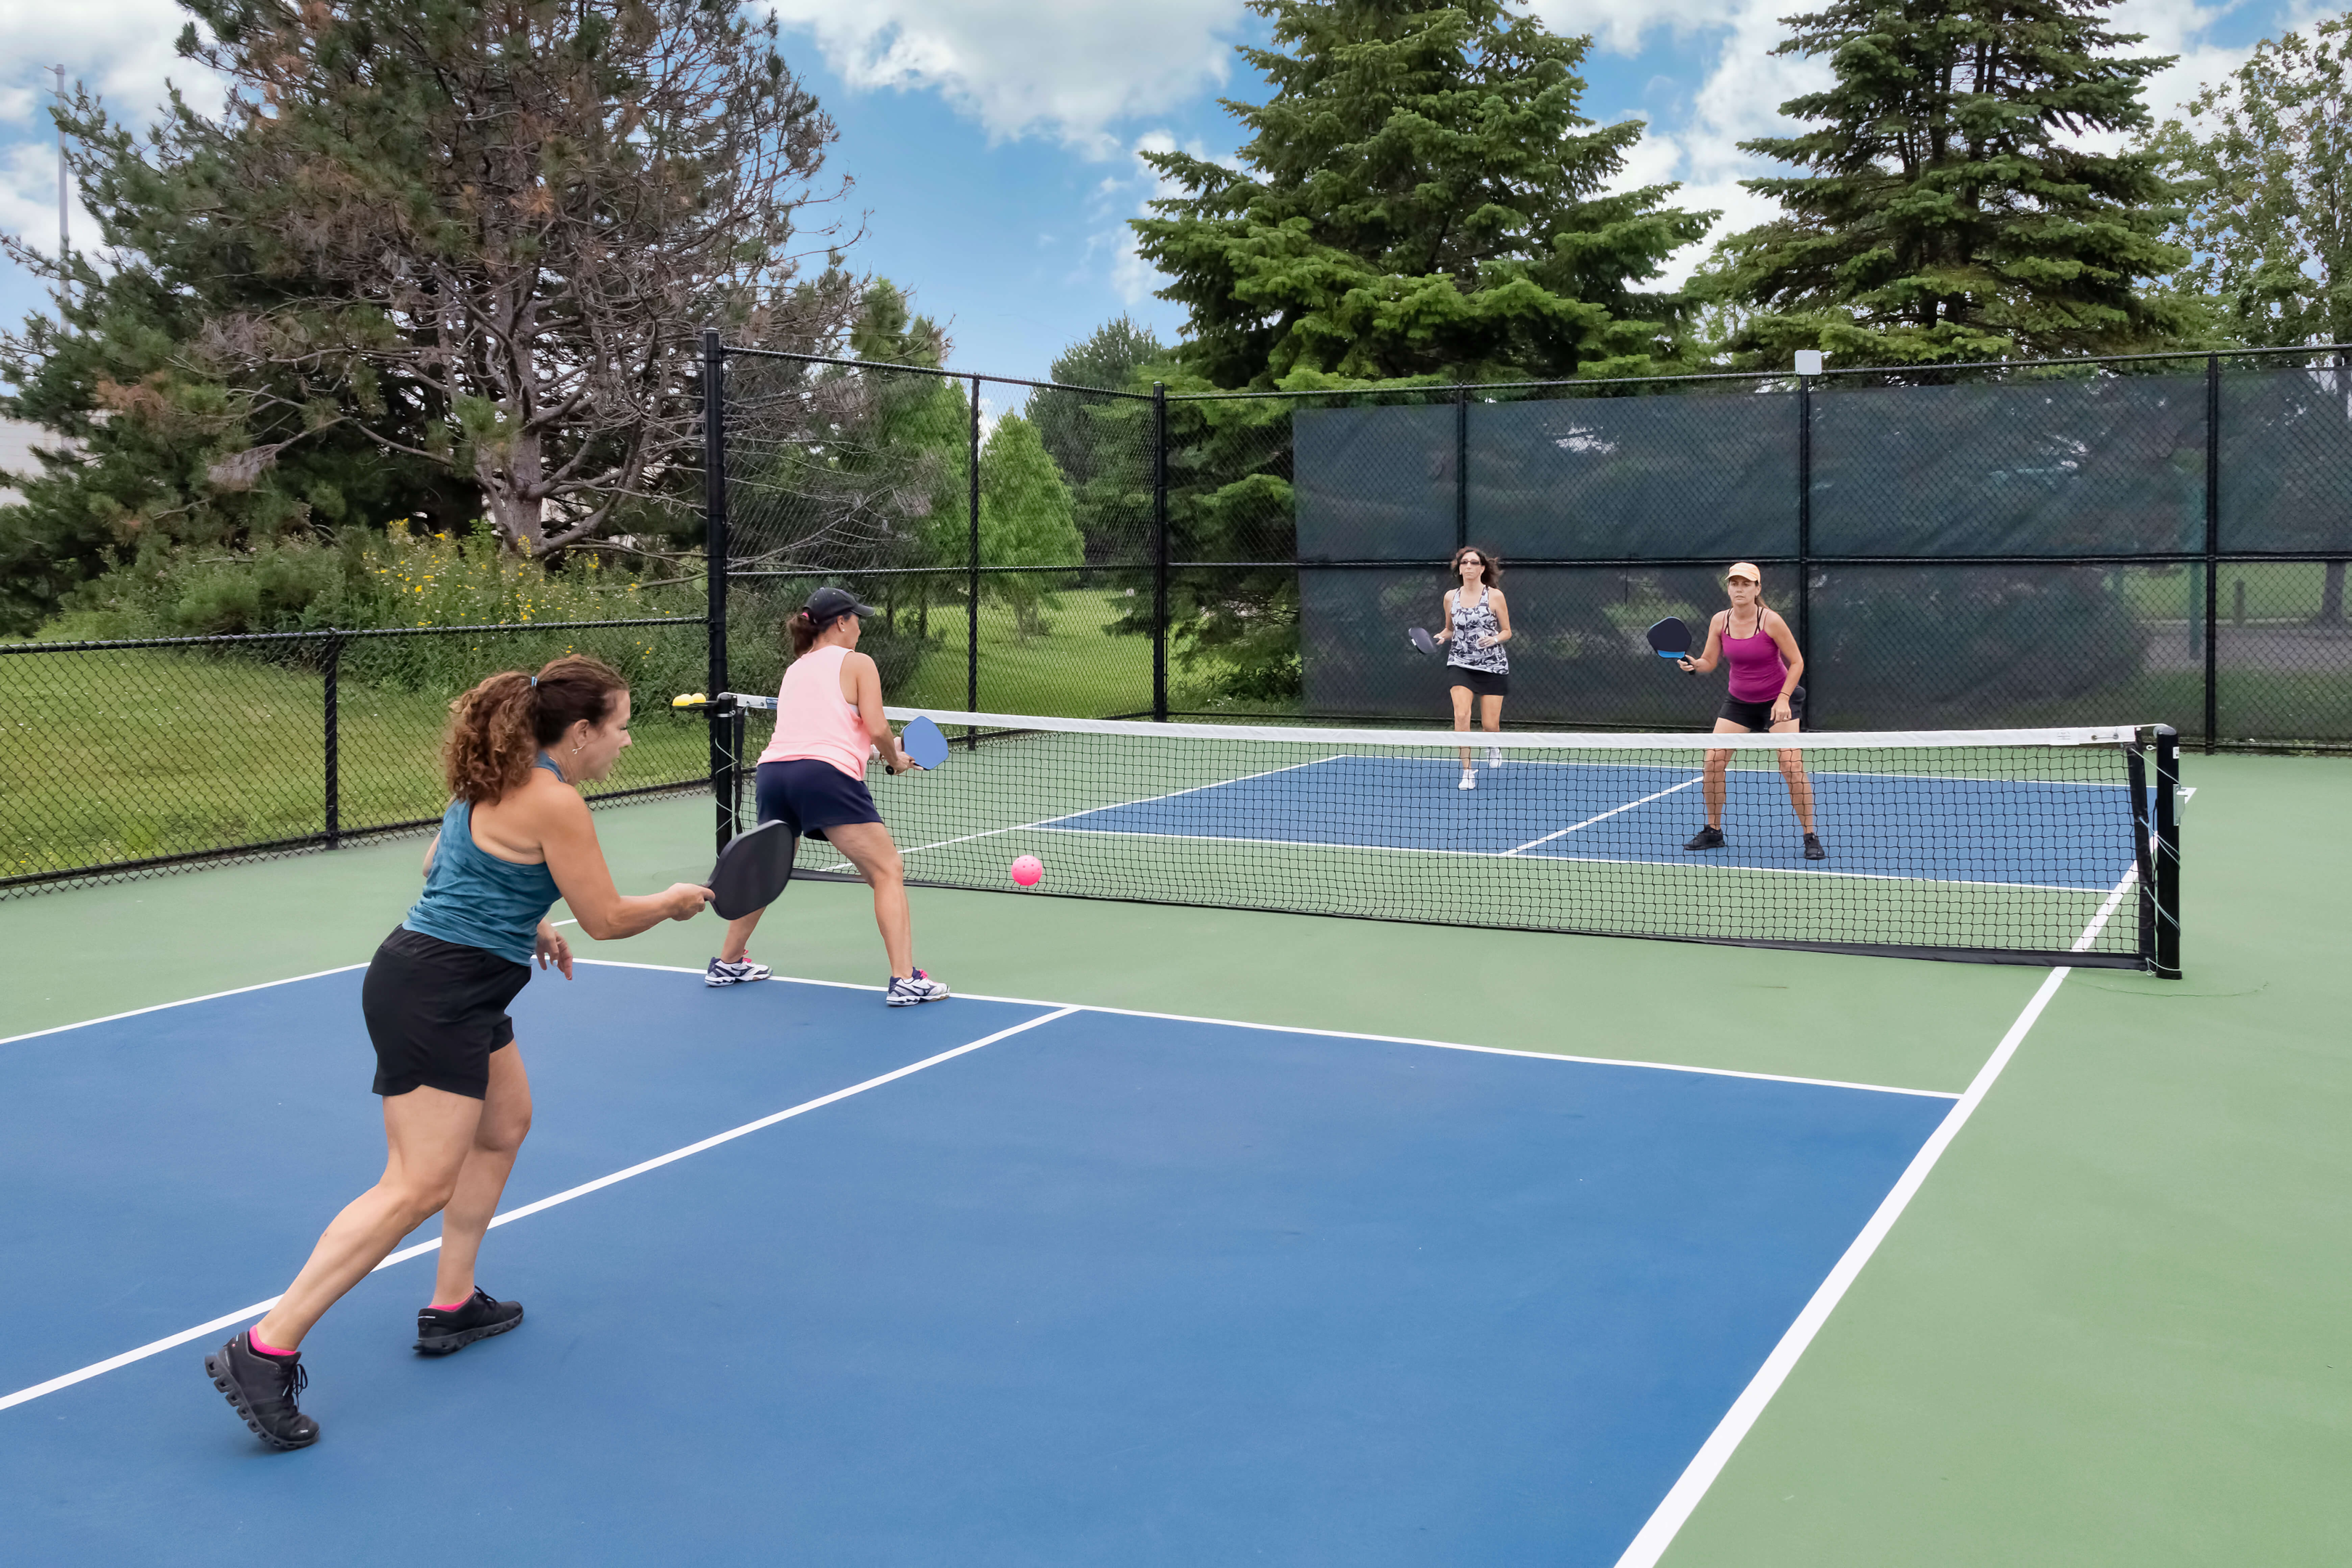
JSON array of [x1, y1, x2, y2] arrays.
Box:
[[205, 656, 711, 1450]]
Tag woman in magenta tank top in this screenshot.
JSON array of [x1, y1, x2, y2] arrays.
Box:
[[707, 586, 948, 1005], [1675, 562, 1825, 860]]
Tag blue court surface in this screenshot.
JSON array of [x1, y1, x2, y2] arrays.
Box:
[[1046, 755, 2140, 889], [1, 961, 1957, 1565]]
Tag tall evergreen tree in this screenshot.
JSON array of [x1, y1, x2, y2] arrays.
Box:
[[1132, 0, 1711, 388], [1707, 0, 2193, 365], [1032, 315, 1164, 563]]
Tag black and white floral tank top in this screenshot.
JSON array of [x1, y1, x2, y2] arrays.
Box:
[[1447, 587, 1508, 674]]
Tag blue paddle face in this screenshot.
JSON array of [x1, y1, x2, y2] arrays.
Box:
[[1646, 616, 1694, 659], [902, 714, 950, 770]]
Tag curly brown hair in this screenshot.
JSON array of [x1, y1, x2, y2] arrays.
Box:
[[1450, 544, 1502, 589], [443, 655, 628, 804]]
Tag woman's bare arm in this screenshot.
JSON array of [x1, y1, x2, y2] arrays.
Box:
[[1681, 612, 1725, 674], [1485, 589, 1512, 646], [1764, 609, 1805, 695], [845, 650, 912, 772], [1433, 589, 1455, 642], [528, 783, 707, 940]]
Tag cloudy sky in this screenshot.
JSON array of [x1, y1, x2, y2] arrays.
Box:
[[0, 0, 2318, 387]]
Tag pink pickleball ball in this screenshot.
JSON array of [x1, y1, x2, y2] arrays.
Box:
[[1009, 854, 1043, 888]]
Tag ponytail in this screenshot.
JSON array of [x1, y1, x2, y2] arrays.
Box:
[[444, 654, 628, 803], [786, 610, 823, 658]]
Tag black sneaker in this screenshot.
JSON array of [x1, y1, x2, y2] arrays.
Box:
[[1684, 825, 1726, 852], [204, 1332, 319, 1450], [415, 1287, 525, 1355], [1803, 833, 1827, 860]]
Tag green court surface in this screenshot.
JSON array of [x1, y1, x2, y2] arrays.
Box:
[[2, 751, 2344, 1564]]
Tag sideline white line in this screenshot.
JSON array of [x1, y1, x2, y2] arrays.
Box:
[[0, 964, 372, 1048], [0, 1005, 1077, 1415], [1606, 867, 2136, 1568], [1503, 777, 1707, 856], [574, 960, 1960, 1101]]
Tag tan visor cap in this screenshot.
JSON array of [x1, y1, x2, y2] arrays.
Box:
[[1726, 561, 1763, 583]]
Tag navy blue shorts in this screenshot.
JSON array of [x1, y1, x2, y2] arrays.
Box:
[[1718, 685, 1805, 730], [755, 759, 880, 844]]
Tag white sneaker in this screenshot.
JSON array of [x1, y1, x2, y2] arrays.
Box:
[[886, 969, 951, 1006], [1458, 770, 1477, 791], [1487, 746, 1503, 769], [705, 955, 771, 987]]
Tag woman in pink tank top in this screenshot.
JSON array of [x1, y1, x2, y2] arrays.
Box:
[[708, 586, 949, 1005], [1675, 562, 1825, 861]]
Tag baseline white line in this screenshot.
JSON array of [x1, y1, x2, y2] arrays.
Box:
[[0, 1005, 1077, 1415], [0, 963, 372, 1048], [570, 961, 1959, 1100], [1607, 867, 2136, 1568], [1503, 777, 1707, 856]]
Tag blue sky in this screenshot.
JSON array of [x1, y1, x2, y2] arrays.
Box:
[[0, 0, 2317, 390]]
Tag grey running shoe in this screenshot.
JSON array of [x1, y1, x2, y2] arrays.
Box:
[[415, 1287, 524, 1355], [1685, 825, 1726, 851], [886, 970, 950, 1006], [706, 955, 772, 987], [205, 1333, 319, 1450]]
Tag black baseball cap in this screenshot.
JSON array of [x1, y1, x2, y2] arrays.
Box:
[[803, 586, 878, 624]]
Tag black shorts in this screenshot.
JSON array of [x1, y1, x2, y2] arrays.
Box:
[[1718, 685, 1805, 730], [362, 927, 532, 1100], [755, 758, 881, 845], [1446, 666, 1510, 698]]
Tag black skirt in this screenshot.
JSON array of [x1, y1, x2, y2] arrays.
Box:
[[1446, 665, 1510, 698]]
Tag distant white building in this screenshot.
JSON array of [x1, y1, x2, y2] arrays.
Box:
[[0, 417, 64, 506]]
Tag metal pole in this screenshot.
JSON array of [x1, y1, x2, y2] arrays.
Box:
[[2153, 724, 2182, 979], [1797, 370, 1814, 714], [52, 67, 68, 271], [967, 375, 981, 746], [1153, 381, 1169, 722], [2203, 355, 2220, 754], [2126, 741, 2154, 968], [1454, 383, 1469, 550], [702, 327, 732, 853], [323, 630, 341, 849]]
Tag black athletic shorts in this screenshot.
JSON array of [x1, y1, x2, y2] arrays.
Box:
[[362, 926, 532, 1100], [1718, 685, 1805, 731], [754, 759, 881, 846], [1446, 665, 1510, 698]]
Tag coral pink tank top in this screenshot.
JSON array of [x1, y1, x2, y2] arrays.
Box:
[[1723, 611, 1789, 703], [756, 645, 873, 779]]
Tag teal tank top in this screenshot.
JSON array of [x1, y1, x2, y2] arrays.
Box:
[[401, 756, 565, 966]]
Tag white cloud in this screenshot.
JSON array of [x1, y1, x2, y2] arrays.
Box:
[[764, 0, 1249, 155]]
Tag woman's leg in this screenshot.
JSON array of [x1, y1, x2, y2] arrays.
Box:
[[254, 1086, 484, 1350], [719, 907, 763, 963], [824, 820, 912, 978], [1771, 717, 1818, 833], [1480, 694, 1504, 751], [429, 1045, 533, 1305], [1451, 684, 1475, 771], [1703, 719, 1747, 828]]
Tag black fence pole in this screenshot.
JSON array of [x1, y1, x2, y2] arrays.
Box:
[[2153, 724, 2182, 979], [1797, 371, 1814, 714], [2203, 355, 2221, 754], [323, 629, 342, 849], [1454, 383, 1469, 550], [702, 327, 732, 853], [1152, 382, 1171, 722], [966, 375, 982, 746]]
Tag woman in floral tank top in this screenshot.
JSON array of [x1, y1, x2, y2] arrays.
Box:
[[1434, 544, 1514, 791]]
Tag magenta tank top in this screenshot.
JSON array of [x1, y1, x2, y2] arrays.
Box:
[[1722, 612, 1787, 703]]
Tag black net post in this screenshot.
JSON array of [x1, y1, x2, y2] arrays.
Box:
[[323, 628, 342, 849], [702, 327, 732, 853], [2153, 724, 2182, 978], [2203, 355, 2220, 754], [1454, 383, 1469, 550], [2126, 738, 2155, 968], [1153, 380, 1170, 723], [967, 374, 981, 748]]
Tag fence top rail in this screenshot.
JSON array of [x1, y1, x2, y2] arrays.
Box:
[[0, 615, 707, 656], [717, 344, 1154, 402]]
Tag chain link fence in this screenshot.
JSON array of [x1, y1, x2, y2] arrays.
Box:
[[2, 617, 710, 895]]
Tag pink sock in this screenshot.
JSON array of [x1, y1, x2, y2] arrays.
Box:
[[428, 1294, 472, 1312], [248, 1329, 295, 1357]]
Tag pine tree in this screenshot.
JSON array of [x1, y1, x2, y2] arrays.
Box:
[[1131, 0, 1710, 388], [977, 414, 1083, 639], [1707, 0, 2194, 366]]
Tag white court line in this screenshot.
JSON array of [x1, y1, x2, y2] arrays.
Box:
[[1503, 777, 1707, 856], [0, 963, 371, 1048], [576, 960, 1960, 1101], [1606, 866, 2136, 1568], [0, 1005, 1077, 1415]]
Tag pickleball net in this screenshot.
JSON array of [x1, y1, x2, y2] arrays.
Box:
[[782, 711, 2181, 971]]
